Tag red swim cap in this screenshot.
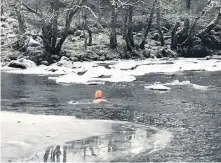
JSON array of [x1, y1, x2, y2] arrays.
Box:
[[95, 90, 103, 99]]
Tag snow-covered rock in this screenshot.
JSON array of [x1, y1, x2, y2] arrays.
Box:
[[8, 59, 36, 69], [27, 38, 41, 47], [83, 66, 111, 78], [110, 60, 137, 70]]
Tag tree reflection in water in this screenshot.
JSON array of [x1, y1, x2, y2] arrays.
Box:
[[19, 123, 158, 162]]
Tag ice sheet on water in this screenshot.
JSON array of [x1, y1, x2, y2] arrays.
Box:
[[144, 84, 171, 91], [1, 112, 173, 162], [165, 80, 209, 91]]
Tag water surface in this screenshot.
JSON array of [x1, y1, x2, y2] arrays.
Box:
[[1, 71, 221, 161]]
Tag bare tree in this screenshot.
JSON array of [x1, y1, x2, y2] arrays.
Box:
[[41, 0, 86, 63]]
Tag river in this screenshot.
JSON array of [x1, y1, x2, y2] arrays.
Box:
[[1, 69, 221, 162]]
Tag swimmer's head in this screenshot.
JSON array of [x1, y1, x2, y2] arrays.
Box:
[[95, 90, 103, 99]]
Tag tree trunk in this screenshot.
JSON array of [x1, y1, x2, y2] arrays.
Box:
[[14, 1, 26, 34], [182, 0, 214, 46], [197, 8, 221, 37], [83, 0, 92, 46], [125, 5, 135, 51], [98, 0, 102, 24], [41, 0, 86, 64], [110, 4, 118, 49], [123, 9, 128, 40], [42, 22, 53, 63], [171, 21, 180, 50], [186, 0, 191, 9], [128, 5, 134, 48], [51, 0, 59, 54], [63, 146, 67, 163], [176, 17, 189, 43], [1, 4, 4, 15], [140, 0, 157, 49], [88, 29, 92, 45], [56, 0, 86, 52], [156, 0, 165, 46]]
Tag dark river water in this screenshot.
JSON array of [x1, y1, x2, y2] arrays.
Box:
[[1, 71, 221, 162]]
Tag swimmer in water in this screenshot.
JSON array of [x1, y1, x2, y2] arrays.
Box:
[[93, 90, 107, 104]]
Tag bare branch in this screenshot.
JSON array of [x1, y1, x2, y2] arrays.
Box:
[[76, 5, 98, 19], [21, 2, 42, 17], [197, 7, 221, 37]]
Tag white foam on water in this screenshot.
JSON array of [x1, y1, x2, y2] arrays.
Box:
[[67, 100, 92, 105]]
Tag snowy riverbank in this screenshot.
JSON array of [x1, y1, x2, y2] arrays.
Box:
[[1, 58, 221, 85]]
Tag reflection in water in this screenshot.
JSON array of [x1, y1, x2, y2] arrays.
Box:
[[19, 123, 161, 162]]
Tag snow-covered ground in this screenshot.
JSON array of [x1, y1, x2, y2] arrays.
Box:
[[1, 58, 221, 84], [1, 112, 173, 162]]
